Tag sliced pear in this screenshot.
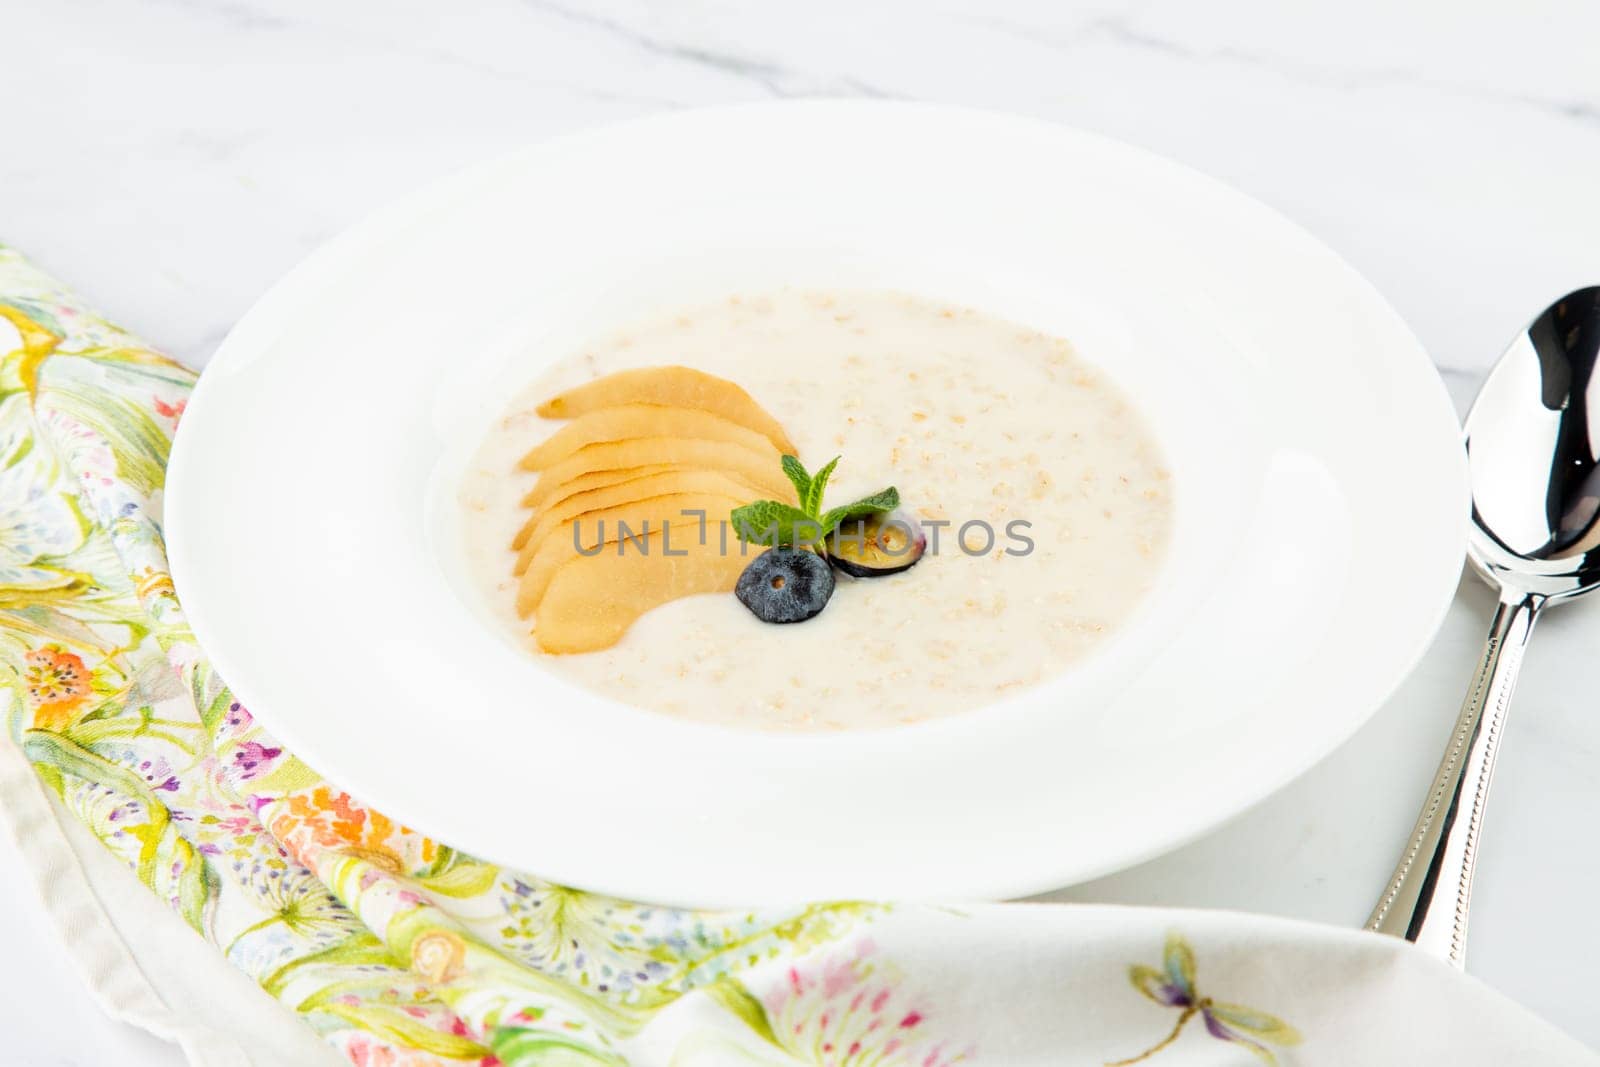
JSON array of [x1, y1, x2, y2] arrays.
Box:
[[535, 365, 797, 454], [533, 526, 752, 653], [517, 544, 571, 617], [516, 464, 695, 553], [520, 405, 779, 472], [527, 438, 795, 512], [513, 469, 764, 556], [520, 464, 683, 510], [517, 493, 749, 615], [509, 365, 801, 648], [514, 491, 745, 600]]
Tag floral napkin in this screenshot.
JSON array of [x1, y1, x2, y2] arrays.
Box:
[[0, 244, 1592, 1067]]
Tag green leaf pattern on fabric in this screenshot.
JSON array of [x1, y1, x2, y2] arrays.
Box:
[[0, 246, 924, 1066]]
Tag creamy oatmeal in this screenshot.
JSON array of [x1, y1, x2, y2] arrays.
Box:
[[460, 290, 1173, 731]]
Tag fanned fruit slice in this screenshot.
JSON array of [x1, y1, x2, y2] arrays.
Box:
[[535, 365, 797, 454], [516, 492, 750, 615], [520, 463, 684, 511], [514, 470, 767, 565], [514, 365, 799, 653], [518, 488, 749, 581], [525, 437, 794, 514], [535, 527, 752, 654], [519, 405, 777, 470]]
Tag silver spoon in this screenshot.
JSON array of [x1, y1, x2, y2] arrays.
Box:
[[1368, 287, 1600, 965]]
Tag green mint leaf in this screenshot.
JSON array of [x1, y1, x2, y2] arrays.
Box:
[[779, 455, 812, 506], [730, 499, 827, 548], [819, 487, 900, 536], [802, 455, 839, 517]]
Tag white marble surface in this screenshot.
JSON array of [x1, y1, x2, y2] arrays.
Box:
[[4, 0, 1600, 1062]]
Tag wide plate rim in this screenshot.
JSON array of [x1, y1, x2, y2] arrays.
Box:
[[166, 100, 1468, 906]]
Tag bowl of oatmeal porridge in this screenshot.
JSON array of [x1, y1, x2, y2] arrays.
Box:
[[461, 289, 1174, 731], [167, 102, 1467, 905]]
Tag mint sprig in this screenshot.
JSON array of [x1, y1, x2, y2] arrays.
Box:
[[820, 486, 899, 534], [731, 455, 899, 548], [730, 499, 824, 547]]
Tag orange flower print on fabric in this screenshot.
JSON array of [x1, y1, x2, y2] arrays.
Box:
[[269, 785, 439, 876], [152, 395, 186, 423], [22, 646, 94, 729]]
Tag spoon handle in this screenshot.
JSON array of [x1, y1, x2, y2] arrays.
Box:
[[1366, 590, 1544, 965]]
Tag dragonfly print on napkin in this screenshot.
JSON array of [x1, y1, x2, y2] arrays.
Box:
[[1106, 933, 1301, 1065]]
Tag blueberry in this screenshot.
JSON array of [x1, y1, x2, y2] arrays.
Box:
[[735, 548, 835, 624]]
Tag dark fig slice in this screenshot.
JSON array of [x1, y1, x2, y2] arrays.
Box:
[[826, 510, 926, 577]]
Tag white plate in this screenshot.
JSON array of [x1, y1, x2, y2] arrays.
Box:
[[166, 102, 1467, 907]]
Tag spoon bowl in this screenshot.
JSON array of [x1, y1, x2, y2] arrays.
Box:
[[1467, 286, 1600, 596], [1370, 286, 1600, 963]]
